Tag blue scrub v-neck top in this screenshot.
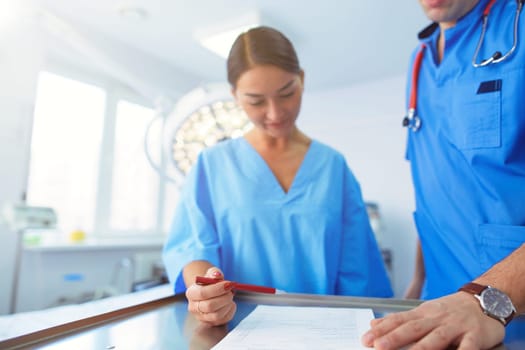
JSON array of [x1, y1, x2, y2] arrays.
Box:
[[163, 137, 392, 297]]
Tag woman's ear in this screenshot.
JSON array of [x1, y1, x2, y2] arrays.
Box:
[[299, 69, 305, 89]]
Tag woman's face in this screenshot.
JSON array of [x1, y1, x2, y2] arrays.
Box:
[[233, 64, 304, 139]]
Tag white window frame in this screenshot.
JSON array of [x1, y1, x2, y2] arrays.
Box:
[[30, 59, 170, 240]]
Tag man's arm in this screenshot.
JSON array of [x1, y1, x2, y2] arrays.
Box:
[[362, 243, 525, 350], [475, 243, 525, 312]]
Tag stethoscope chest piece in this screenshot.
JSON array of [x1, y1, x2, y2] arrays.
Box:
[[403, 108, 422, 132]]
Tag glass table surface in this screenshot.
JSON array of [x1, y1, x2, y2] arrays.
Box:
[[1, 292, 524, 350]]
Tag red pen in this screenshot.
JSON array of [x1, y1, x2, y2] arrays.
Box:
[[195, 276, 280, 294]]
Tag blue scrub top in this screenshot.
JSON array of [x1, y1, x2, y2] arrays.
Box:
[[406, 0, 525, 299], [163, 137, 393, 297]]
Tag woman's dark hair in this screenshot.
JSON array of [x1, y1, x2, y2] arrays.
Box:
[[227, 26, 301, 88]]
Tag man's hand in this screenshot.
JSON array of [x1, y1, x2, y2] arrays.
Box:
[[361, 291, 505, 350]]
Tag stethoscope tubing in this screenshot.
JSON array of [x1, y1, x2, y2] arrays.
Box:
[[472, 0, 523, 67], [404, 0, 523, 132]]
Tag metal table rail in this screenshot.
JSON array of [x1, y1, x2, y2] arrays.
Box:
[[0, 292, 522, 350]]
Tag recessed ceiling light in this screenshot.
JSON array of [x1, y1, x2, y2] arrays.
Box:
[[118, 6, 148, 21], [195, 12, 260, 59], [198, 24, 257, 58]]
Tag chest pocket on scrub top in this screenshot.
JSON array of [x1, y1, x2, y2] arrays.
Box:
[[450, 79, 502, 150]]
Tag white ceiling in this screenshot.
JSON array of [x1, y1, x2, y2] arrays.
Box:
[[25, 1, 429, 99]]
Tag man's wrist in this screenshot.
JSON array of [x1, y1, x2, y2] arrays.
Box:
[[459, 282, 516, 326]]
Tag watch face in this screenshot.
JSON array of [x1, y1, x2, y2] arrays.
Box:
[[480, 287, 514, 318]]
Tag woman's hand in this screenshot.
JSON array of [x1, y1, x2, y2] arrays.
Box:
[[185, 268, 236, 326], [361, 291, 505, 350]]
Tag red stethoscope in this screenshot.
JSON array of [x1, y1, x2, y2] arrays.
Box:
[[403, 0, 523, 132], [402, 44, 426, 132]]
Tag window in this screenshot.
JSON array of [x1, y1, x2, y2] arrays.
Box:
[[26, 70, 170, 239], [27, 71, 105, 234], [110, 101, 159, 232]]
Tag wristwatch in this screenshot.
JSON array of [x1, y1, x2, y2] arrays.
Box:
[[459, 282, 516, 326]]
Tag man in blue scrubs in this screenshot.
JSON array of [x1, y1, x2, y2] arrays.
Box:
[[362, 0, 525, 349]]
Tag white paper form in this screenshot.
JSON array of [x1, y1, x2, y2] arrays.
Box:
[[212, 305, 374, 350]]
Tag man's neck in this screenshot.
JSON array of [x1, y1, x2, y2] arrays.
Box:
[[437, 31, 446, 63], [436, 0, 481, 63]]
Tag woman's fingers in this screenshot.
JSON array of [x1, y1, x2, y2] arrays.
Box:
[[206, 267, 224, 279], [198, 300, 237, 326], [186, 281, 236, 326]]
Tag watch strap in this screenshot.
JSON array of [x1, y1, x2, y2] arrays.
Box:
[[459, 282, 487, 295]]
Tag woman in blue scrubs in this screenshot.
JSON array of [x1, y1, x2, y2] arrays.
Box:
[[163, 26, 392, 326]]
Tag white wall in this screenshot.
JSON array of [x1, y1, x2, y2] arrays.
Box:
[[15, 245, 162, 313], [0, 19, 45, 315], [300, 76, 417, 297]]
